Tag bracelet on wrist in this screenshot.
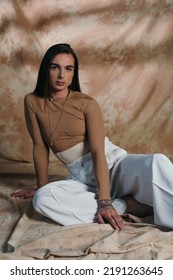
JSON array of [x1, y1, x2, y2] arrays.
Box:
[[98, 199, 113, 210]]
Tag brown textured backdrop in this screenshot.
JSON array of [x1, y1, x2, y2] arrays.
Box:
[[0, 0, 173, 165]]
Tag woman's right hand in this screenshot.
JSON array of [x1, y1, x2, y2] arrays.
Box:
[[10, 189, 36, 199], [97, 199, 125, 230], [97, 206, 125, 230]]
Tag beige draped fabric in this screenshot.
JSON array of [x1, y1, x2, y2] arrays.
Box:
[[0, 0, 173, 259], [1, 173, 173, 260]]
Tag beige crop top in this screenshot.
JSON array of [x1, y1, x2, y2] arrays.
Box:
[[24, 91, 111, 199]]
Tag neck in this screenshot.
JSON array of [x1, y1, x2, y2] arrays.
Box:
[[50, 89, 69, 100]]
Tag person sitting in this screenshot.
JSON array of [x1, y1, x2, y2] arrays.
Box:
[[11, 43, 173, 230]]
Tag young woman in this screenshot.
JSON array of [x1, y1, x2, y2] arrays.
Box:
[[11, 43, 173, 230]]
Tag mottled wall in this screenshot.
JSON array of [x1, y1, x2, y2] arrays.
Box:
[[0, 0, 173, 164]]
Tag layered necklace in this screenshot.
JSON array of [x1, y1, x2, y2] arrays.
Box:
[[47, 90, 71, 148]]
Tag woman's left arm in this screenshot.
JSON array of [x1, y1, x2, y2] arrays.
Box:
[[84, 98, 124, 230]]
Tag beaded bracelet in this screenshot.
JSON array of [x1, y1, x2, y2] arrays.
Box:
[[98, 199, 113, 210]]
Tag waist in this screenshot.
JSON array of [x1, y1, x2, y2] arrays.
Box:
[[54, 141, 90, 164]]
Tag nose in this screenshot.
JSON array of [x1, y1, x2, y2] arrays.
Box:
[[58, 68, 65, 79]]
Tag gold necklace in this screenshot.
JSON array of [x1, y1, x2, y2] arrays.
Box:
[[47, 90, 70, 148]]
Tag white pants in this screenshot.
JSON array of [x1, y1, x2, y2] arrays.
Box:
[[33, 138, 173, 229]]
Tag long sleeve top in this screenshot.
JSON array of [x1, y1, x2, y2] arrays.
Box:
[[24, 90, 111, 199]]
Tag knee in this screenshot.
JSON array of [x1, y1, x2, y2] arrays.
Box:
[[152, 153, 172, 174], [153, 153, 171, 164], [32, 190, 46, 213]]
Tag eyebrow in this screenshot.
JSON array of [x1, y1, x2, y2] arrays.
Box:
[[50, 63, 74, 68]]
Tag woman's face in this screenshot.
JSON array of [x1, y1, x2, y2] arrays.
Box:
[[49, 53, 74, 94]]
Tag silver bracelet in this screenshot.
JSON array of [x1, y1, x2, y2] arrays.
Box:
[[98, 199, 113, 210]]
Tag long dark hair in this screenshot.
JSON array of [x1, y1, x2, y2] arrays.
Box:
[[34, 43, 81, 98]]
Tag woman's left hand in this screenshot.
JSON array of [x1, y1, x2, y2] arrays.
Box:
[[10, 189, 36, 199], [97, 207, 125, 230]]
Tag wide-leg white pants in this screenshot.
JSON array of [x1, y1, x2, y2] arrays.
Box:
[[33, 138, 173, 229]]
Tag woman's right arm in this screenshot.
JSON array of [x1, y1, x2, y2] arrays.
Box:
[[24, 94, 49, 188]]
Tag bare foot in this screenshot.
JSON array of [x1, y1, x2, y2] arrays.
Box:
[[123, 195, 153, 217]]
